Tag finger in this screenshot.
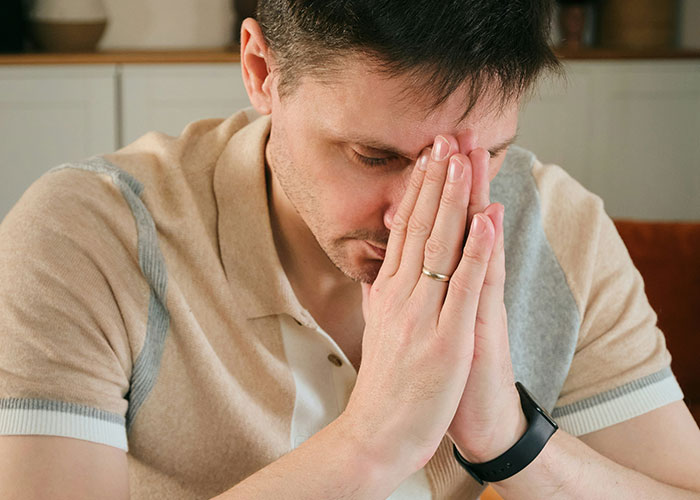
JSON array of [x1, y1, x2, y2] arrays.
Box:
[[398, 135, 455, 286], [413, 153, 473, 308], [445, 135, 460, 155], [466, 148, 491, 230], [438, 213, 495, 343], [456, 128, 478, 155], [379, 152, 429, 279], [473, 203, 507, 359]]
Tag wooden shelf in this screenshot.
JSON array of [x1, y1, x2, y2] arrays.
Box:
[[0, 49, 241, 65], [555, 47, 700, 60], [1, 47, 699, 66]]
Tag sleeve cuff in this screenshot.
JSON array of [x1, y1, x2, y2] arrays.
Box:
[[551, 367, 685, 436], [0, 398, 128, 452]]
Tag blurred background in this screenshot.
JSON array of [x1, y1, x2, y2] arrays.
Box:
[[0, 0, 698, 221], [0, 0, 698, 487]]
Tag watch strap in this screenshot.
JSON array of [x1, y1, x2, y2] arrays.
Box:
[[452, 382, 558, 484]]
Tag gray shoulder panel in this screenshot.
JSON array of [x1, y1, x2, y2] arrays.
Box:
[[49, 157, 170, 433], [490, 146, 581, 411]]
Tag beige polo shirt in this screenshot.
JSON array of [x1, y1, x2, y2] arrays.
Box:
[[0, 108, 682, 499]]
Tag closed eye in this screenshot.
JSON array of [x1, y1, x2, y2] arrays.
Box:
[[352, 150, 397, 167]]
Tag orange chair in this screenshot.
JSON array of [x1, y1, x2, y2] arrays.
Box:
[[482, 485, 503, 499], [614, 219, 700, 423]]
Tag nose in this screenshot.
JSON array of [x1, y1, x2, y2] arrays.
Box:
[[382, 168, 413, 231]]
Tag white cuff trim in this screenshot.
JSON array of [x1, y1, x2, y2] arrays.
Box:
[[0, 407, 128, 452], [554, 376, 684, 436]]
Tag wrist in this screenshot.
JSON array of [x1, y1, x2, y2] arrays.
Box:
[[452, 382, 559, 485], [452, 398, 528, 463], [333, 412, 420, 491]]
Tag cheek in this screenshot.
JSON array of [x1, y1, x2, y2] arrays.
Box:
[[317, 176, 388, 226], [309, 148, 392, 211], [281, 121, 404, 228], [315, 168, 400, 237]]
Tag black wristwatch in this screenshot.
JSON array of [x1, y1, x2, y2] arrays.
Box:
[[452, 382, 558, 485]]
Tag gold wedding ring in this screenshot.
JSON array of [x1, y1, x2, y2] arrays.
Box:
[[421, 266, 451, 282]]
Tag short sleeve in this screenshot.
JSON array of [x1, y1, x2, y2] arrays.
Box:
[[532, 161, 684, 436], [0, 165, 148, 452]]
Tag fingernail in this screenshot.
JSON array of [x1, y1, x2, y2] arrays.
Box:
[[471, 214, 486, 235], [418, 151, 430, 171], [431, 135, 449, 161], [448, 156, 464, 182]]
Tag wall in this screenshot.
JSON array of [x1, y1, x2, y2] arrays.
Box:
[[99, 0, 236, 49]]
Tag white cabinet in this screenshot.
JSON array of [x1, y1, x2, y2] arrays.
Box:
[[587, 62, 700, 220], [518, 60, 700, 220], [1, 59, 698, 221], [517, 63, 595, 189], [0, 62, 250, 221], [120, 64, 250, 144], [0, 65, 117, 218]]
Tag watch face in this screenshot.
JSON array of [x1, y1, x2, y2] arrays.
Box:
[[540, 407, 559, 429], [516, 382, 559, 429]]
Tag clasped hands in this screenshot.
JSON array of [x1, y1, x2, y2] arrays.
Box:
[[344, 131, 527, 474]]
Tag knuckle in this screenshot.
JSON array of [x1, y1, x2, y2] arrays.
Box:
[[408, 171, 424, 190], [423, 237, 450, 261], [391, 211, 409, 233], [475, 313, 489, 329], [449, 273, 480, 296], [438, 190, 464, 212], [483, 268, 505, 288], [443, 179, 468, 205], [462, 245, 488, 266], [423, 165, 445, 184], [407, 214, 432, 237]]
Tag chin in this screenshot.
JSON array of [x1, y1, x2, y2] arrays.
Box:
[[352, 262, 382, 284], [327, 240, 383, 284]]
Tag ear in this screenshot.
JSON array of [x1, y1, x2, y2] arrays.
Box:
[[240, 18, 274, 115]]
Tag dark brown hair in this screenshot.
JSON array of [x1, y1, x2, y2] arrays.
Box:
[[256, 0, 562, 119]]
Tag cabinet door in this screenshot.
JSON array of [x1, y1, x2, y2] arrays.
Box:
[[518, 62, 595, 189], [587, 61, 700, 221], [0, 65, 117, 220], [517, 60, 700, 221], [121, 64, 251, 145]]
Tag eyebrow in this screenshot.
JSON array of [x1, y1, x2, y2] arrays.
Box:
[[343, 132, 519, 160]]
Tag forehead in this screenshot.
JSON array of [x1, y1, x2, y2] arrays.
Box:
[[286, 57, 518, 150]]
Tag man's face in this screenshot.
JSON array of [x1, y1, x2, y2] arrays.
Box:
[[265, 57, 519, 284]]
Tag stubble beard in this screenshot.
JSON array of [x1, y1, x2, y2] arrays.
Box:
[[324, 238, 383, 284], [267, 138, 382, 285]]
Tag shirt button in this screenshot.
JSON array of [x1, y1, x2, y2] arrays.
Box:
[[327, 353, 343, 367]]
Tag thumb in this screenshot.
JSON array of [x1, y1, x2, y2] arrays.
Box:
[[360, 282, 372, 323]]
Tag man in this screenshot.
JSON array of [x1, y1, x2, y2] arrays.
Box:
[[0, 1, 699, 498]]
